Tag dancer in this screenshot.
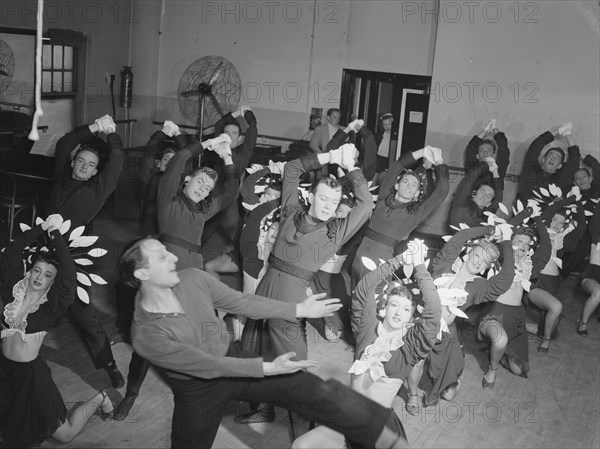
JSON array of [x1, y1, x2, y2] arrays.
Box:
[[293, 243, 440, 448], [46, 114, 125, 387], [351, 146, 449, 287], [405, 224, 513, 413], [577, 200, 600, 336], [1, 215, 114, 447], [157, 131, 234, 270], [118, 237, 408, 449]]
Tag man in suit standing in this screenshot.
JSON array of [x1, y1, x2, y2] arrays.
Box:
[[309, 108, 345, 177], [310, 108, 345, 154]]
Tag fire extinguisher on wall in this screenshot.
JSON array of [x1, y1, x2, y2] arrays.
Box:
[[119, 66, 133, 108]]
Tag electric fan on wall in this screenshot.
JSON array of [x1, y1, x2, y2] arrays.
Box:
[[177, 55, 242, 138], [0, 39, 15, 94]]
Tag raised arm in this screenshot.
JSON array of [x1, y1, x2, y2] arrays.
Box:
[[335, 168, 374, 245], [281, 153, 321, 209], [523, 130, 555, 172], [202, 164, 238, 219], [414, 164, 450, 220], [0, 226, 45, 289], [557, 143, 581, 193], [531, 215, 552, 279], [494, 131, 510, 180], [240, 167, 270, 204], [96, 131, 125, 203], [562, 204, 587, 253], [237, 109, 258, 175], [583, 155, 600, 197], [432, 225, 494, 276], [139, 130, 168, 185], [452, 162, 489, 207], [464, 135, 483, 170], [379, 150, 419, 199], [157, 140, 204, 205], [352, 255, 403, 336], [467, 240, 515, 305]]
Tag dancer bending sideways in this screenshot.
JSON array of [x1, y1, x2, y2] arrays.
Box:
[[293, 242, 440, 449], [405, 223, 513, 413], [477, 206, 552, 388], [351, 146, 449, 288], [119, 237, 409, 449], [157, 130, 235, 270], [577, 200, 600, 337], [1, 215, 114, 448]]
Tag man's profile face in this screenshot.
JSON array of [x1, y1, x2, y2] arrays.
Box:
[[71, 149, 99, 181], [138, 239, 180, 287]]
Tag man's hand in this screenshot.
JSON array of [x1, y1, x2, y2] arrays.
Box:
[[212, 142, 232, 160], [42, 214, 64, 232], [162, 120, 180, 137], [484, 119, 496, 134], [339, 143, 358, 170], [329, 147, 343, 166], [493, 223, 513, 241], [247, 163, 264, 174], [94, 114, 114, 134], [269, 160, 286, 175], [348, 119, 364, 132], [423, 146, 443, 165], [296, 292, 342, 318], [240, 105, 252, 115], [558, 122, 573, 137], [207, 133, 232, 150], [263, 352, 319, 376]]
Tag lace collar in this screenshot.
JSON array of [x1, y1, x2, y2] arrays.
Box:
[[514, 256, 533, 291], [348, 322, 410, 382], [1, 274, 49, 341]]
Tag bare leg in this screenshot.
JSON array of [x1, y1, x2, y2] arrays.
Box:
[[479, 320, 508, 388], [528, 288, 562, 351], [405, 360, 424, 415], [52, 391, 113, 443], [579, 278, 600, 335]]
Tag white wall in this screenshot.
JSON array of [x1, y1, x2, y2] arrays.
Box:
[[127, 0, 438, 146], [426, 0, 600, 166], [420, 0, 600, 234]]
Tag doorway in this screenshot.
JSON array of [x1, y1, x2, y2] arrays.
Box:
[[340, 69, 431, 162]]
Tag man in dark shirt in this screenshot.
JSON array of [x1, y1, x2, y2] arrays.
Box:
[[46, 114, 125, 388], [118, 237, 407, 449]]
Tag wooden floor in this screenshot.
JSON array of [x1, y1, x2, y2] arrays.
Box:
[[28, 208, 600, 449]]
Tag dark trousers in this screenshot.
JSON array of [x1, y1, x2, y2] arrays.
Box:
[[68, 299, 114, 369], [165, 370, 391, 449], [125, 352, 151, 397]]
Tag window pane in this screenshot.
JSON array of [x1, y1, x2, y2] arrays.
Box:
[[53, 46, 63, 69], [43, 45, 52, 69], [53, 71, 63, 92], [63, 71, 73, 92], [63, 46, 73, 70], [42, 71, 52, 92]]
